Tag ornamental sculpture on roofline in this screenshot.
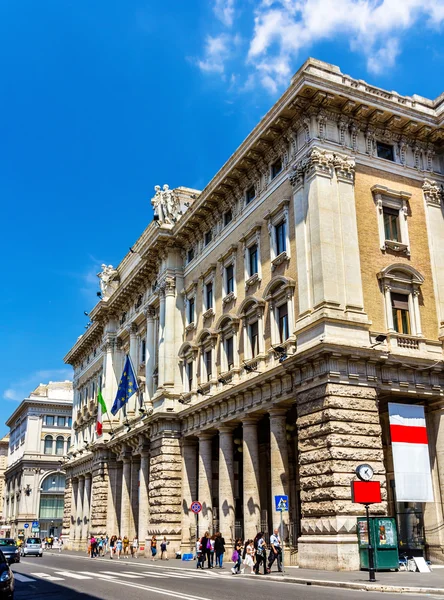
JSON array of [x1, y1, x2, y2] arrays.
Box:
[[151, 184, 182, 225], [97, 264, 119, 298]]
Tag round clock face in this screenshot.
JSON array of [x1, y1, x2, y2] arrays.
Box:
[[356, 464, 374, 481]]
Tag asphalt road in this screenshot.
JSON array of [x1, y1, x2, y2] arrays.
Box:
[[11, 553, 430, 600]]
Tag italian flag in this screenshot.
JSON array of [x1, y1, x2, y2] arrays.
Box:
[[96, 390, 107, 436]]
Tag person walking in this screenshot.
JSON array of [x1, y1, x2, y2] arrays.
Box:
[[196, 538, 204, 569], [200, 532, 211, 569], [150, 535, 157, 561], [160, 536, 169, 560], [242, 540, 255, 575], [209, 534, 215, 568], [89, 535, 97, 559], [58, 537, 63, 554], [230, 538, 242, 574], [214, 532, 225, 568], [109, 535, 117, 559], [122, 535, 130, 558], [131, 536, 138, 558], [253, 532, 267, 575], [268, 528, 283, 572], [116, 537, 123, 559]]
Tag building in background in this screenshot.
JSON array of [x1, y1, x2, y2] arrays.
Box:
[[3, 381, 73, 541], [63, 58, 444, 570], [0, 436, 9, 530]]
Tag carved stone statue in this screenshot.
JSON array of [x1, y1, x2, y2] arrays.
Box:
[[97, 264, 118, 297], [150, 184, 181, 225]]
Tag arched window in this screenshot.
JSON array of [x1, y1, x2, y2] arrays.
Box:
[[55, 436, 64, 456], [216, 315, 240, 374], [197, 330, 217, 384], [44, 435, 53, 455], [39, 473, 66, 537], [178, 342, 198, 393], [264, 277, 296, 347], [41, 473, 65, 492], [238, 298, 265, 363]]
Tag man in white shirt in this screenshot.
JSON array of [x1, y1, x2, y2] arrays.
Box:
[[268, 528, 282, 572]]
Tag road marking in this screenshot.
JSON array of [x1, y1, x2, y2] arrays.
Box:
[[14, 574, 35, 582], [54, 571, 92, 579], [100, 570, 143, 578], [78, 571, 118, 579], [30, 572, 64, 581]]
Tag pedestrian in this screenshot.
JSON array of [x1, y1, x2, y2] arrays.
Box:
[[209, 534, 215, 567], [253, 532, 267, 575], [89, 535, 97, 559], [268, 528, 282, 572], [214, 532, 225, 568], [122, 535, 130, 558], [230, 538, 242, 574], [200, 532, 211, 569], [109, 535, 117, 559], [196, 538, 204, 569], [116, 536, 123, 559], [131, 536, 138, 558], [160, 536, 169, 560], [242, 539, 255, 574], [150, 535, 157, 561], [59, 537, 63, 554]]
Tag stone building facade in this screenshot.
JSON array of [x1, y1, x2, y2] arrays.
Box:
[[63, 59, 444, 570], [0, 436, 9, 528], [4, 382, 73, 540]]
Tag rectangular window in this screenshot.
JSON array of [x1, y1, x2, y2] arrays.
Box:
[[68, 417, 72, 427], [249, 321, 259, 358], [248, 244, 258, 277], [278, 303, 289, 343], [141, 339, 146, 363], [57, 416, 65, 427], [377, 142, 395, 162], [204, 230, 213, 246], [205, 282, 213, 309], [187, 248, 195, 263], [383, 207, 400, 242], [186, 361, 193, 391], [246, 186, 255, 205], [275, 221, 286, 255], [223, 210, 232, 226], [45, 416, 54, 426], [226, 264, 234, 295], [271, 159, 282, 179], [225, 336, 234, 370], [188, 297, 195, 324], [204, 350, 212, 381], [391, 293, 411, 334]]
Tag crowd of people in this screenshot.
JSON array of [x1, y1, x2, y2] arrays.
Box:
[[87, 534, 170, 560], [195, 528, 283, 575]]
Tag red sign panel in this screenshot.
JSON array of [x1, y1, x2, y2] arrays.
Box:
[[352, 480, 381, 504]]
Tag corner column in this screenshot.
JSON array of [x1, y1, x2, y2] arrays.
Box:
[[242, 418, 261, 540], [219, 426, 235, 547], [198, 433, 213, 534]]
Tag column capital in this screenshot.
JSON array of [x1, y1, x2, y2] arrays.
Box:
[[269, 407, 288, 419], [219, 424, 236, 434], [242, 416, 260, 426], [197, 432, 214, 441], [84, 473, 92, 481]]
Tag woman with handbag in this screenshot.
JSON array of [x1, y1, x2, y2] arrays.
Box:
[[200, 531, 212, 568], [231, 538, 243, 574], [214, 532, 225, 568], [253, 532, 267, 575]]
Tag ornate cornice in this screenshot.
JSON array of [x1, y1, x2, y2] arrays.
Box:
[[423, 178, 443, 207]]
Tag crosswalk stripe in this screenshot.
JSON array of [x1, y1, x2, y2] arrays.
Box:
[[137, 571, 168, 578], [30, 572, 64, 581], [79, 571, 117, 579], [14, 574, 35, 582], [54, 571, 92, 579], [100, 571, 143, 579]]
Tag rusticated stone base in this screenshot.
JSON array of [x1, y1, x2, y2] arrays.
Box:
[[297, 382, 387, 570], [62, 477, 72, 540]]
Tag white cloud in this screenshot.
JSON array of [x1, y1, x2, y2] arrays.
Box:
[[214, 0, 235, 26], [2, 368, 73, 402], [197, 0, 444, 92]]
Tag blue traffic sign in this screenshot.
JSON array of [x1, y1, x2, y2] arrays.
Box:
[[275, 495, 289, 512], [24, 523, 29, 529], [32, 521, 39, 528]]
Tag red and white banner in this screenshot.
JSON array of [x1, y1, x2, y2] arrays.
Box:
[[388, 403, 433, 502]]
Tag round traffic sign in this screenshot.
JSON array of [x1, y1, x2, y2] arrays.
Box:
[[24, 524, 29, 529], [190, 501, 202, 514]]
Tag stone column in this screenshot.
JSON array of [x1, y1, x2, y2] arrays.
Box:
[[138, 446, 150, 550], [181, 438, 197, 552], [90, 454, 108, 537], [219, 426, 235, 546], [106, 457, 121, 536], [157, 290, 166, 388], [130, 456, 140, 538], [163, 277, 176, 386], [297, 383, 386, 571], [198, 433, 213, 534], [69, 478, 78, 547], [242, 418, 261, 539], [144, 307, 156, 403], [120, 448, 132, 537], [76, 476, 85, 549], [424, 408, 444, 562], [269, 409, 290, 533], [82, 474, 92, 539]]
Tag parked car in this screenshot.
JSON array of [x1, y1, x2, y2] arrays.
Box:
[[20, 538, 43, 558], [0, 550, 14, 599], [0, 541, 19, 565]]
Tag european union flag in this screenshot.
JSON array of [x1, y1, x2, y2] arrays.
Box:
[[110, 355, 139, 416]]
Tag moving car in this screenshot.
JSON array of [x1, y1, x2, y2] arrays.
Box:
[[0, 541, 19, 565], [20, 538, 43, 558], [0, 550, 14, 599]]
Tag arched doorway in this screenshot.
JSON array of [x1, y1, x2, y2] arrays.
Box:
[[39, 473, 65, 539]]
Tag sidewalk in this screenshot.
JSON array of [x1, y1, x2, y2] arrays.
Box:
[[46, 550, 444, 595]]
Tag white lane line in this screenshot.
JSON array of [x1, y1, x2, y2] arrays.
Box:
[[100, 571, 143, 579], [78, 571, 118, 579], [137, 571, 168, 578], [54, 571, 92, 579], [14, 574, 36, 582], [30, 572, 64, 581]]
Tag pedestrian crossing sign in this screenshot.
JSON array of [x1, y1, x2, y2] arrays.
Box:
[[275, 495, 289, 512]]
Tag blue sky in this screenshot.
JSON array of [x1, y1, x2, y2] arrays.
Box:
[[1, 0, 443, 436]]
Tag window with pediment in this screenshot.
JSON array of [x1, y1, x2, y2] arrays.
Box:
[[217, 316, 239, 373], [264, 277, 296, 347], [198, 331, 217, 383], [179, 343, 198, 393], [265, 199, 291, 270], [241, 224, 262, 289], [239, 298, 265, 362], [218, 246, 237, 305], [372, 185, 411, 256]]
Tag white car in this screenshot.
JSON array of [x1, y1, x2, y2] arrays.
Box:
[[21, 537, 43, 557]]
